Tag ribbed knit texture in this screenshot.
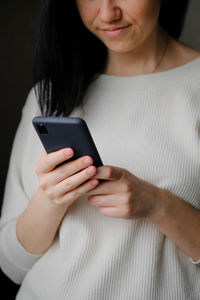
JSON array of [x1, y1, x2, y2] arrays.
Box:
[[0, 58, 200, 300]]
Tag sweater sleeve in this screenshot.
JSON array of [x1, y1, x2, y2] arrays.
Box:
[[189, 257, 200, 265], [0, 88, 42, 284]]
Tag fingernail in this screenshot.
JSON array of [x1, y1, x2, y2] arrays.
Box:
[[65, 148, 73, 156], [84, 157, 92, 165], [87, 166, 95, 175]]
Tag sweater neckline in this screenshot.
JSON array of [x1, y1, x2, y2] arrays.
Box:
[[94, 57, 200, 91]]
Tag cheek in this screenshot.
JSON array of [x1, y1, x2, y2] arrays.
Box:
[[130, 0, 161, 26], [76, 2, 96, 31]]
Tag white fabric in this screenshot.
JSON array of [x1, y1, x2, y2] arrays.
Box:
[[1, 58, 200, 299]]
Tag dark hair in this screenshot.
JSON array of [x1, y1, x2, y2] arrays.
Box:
[[33, 0, 190, 117], [159, 0, 190, 39]]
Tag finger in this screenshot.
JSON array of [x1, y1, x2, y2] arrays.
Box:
[[55, 178, 99, 206], [86, 180, 124, 195], [40, 155, 94, 188], [47, 165, 97, 198], [90, 165, 125, 181], [88, 193, 123, 207], [99, 206, 124, 218], [38, 148, 74, 173]]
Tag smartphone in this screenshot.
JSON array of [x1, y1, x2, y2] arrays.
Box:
[[32, 116, 104, 168]]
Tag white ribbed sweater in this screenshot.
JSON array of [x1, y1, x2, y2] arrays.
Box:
[[1, 58, 200, 300]]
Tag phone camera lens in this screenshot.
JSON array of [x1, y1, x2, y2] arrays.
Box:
[[37, 124, 48, 134]]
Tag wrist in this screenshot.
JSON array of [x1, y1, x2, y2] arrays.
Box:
[[36, 187, 69, 213], [145, 187, 174, 224], [145, 188, 200, 261]]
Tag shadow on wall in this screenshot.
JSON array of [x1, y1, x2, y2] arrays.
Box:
[[180, 0, 200, 50], [0, 0, 200, 299]]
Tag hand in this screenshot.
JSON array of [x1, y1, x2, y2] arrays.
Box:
[[34, 148, 99, 207], [86, 165, 162, 220]]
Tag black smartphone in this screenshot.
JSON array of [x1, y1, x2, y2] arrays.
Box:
[[32, 116, 103, 168]]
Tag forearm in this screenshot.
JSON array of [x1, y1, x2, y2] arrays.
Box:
[[147, 189, 200, 261], [16, 187, 68, 255]]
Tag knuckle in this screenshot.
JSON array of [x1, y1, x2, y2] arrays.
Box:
[[64, 180, 74, 191], [34, 164, 39, 174], [46, 188, 55, 199], [123, 182, 132, 193], [62, 194, 73, 205], [38, 152, 51, 169], [87, 182, 97, 192], [43, 155, 50, 167], [77, 188, 84, 195], [71, 190, 81, 199], [60, 167, 68, 178], [58, 193, 69, 203], [78, 185, 87, 194], [53, 199, 66, 207], [39, 178, 47, 190]]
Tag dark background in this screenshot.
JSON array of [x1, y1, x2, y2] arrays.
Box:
[[0, 0, 40, 298], [0, 0, 200, 299]]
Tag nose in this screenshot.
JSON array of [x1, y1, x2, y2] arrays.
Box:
[[98, 0, 122, 23]]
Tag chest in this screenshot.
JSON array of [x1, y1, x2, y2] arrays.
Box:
[[81, 88, 200, 207]]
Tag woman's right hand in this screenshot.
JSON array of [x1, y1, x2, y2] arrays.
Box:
[[34, 148, 99, 207]]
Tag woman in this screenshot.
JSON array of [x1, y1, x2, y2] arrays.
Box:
[[1, 0, 200, 299]]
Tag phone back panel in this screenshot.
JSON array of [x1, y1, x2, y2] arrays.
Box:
[[32, 116, 103, 168]]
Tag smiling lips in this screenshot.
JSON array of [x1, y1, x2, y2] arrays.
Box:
[[102, 24, 131, 37], [103, 25, 130, 31]]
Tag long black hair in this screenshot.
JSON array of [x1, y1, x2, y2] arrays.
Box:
[[33, 0, 190, 117]]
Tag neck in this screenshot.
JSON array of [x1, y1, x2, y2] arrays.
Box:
[[103, 25, 170, 76]]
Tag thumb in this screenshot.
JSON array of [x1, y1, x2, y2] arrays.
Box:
[[91, 165, 125, 181]]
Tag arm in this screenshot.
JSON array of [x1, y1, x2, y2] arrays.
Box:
[[146, 188, 200, 263], [16, 187, 68, 255], [0, 88, 98, 284], [0, 89, 73, 283], [0, 88, 42, 284], [87, 165, 200, 264], [16, 147, 98, 255]]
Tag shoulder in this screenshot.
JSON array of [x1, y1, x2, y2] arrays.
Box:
[[164, 38, 200, 70], [174, 39, 200, 62], [22, 86, 41, 117]]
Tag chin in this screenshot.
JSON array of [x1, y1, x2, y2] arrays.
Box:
[[105, 41, 135, 54]]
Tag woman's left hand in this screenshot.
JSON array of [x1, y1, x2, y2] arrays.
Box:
[[86, 165, 163, 220]]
